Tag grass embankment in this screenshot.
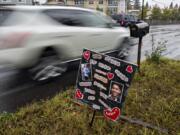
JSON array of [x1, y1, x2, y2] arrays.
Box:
[[0, 58, 180, 135]]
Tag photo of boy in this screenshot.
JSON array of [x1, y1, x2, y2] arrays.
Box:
[[108, 82, 124, 103], [81, 63, 92, 81]]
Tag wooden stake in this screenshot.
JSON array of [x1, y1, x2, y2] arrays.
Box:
[[137, 37, 143, 73], [89, 110, 96, 127]]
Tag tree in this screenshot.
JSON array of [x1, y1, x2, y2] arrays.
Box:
[[139, 7, 148, 19], [169, 2, 173, 9], [151, 5, 162, 20], [174, 4, 178, 9], [170, 7, 179, 21], [134, 0, 141, 10], [161, 8, 171, 20], [145, 1, 149, 9], [178, 6, 180, 20], [138, 1, 149, 20]]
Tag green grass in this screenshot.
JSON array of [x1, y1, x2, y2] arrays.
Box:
[[0, 58, 180, 135]]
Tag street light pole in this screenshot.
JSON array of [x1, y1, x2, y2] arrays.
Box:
[[141, 0, 144, 20]]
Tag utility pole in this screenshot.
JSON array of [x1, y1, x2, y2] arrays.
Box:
[[125, 0, 127, 13], [141, 0, 144, 20]]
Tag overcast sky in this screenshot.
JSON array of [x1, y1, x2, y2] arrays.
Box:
[[142, 0, 180, 8]]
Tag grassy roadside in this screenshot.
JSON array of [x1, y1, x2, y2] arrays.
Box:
[[0, 58, 180, 135]]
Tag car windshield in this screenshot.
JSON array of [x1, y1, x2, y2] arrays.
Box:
[[43, 9, 113, 28], [79, 11, 112, 27], [95, 11, 113, 24], [1, 9, 59, 26]]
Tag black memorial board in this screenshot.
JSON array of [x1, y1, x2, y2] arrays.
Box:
[[75, 49, 137, 121]]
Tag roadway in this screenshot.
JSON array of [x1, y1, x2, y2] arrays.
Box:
[[0, 24, 179, 112]]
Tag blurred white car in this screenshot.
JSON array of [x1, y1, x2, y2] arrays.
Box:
[[0, 6, 131, 81]]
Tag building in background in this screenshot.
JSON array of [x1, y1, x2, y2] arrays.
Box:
[[46, 0, 127, 15], [0, 0, 127, 15], [128, 9, 140, 17], [66, 0, 111, 14], [119, 0, 125, 13], [0, 0, 33, 5]]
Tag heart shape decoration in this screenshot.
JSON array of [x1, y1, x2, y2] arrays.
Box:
[[103, 107, 121, 121], [75, 89, 84, 99], [83, 50, 90, 61], [126, 65, 133, 73], [107, 72, 114, 80]]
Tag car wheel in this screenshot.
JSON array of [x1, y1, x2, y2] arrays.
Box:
[[117, 50, 128, 60], [116, 37, 131, 60], [29, 50, 67, 81]]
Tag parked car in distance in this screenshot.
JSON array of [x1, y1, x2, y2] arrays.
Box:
[[111, 14, 141, 27], [0, 6, 132, 81]]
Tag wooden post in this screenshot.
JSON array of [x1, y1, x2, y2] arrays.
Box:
[[137, 37, 142, 72], [89, 110, 96, 127]]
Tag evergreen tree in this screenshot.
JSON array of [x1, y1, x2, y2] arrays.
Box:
[[178, 6, 180, 20], [145, 1, 149, 9], [169, 2, 173, 9], [139, 6, 148, 19], [174, 4, 178, 9], [170, 7, 179, 21], [139, 1, 149, 19], [151, 5, 162, 20], [161, 8, 171, 20]]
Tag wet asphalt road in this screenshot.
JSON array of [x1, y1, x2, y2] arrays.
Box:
[[127, 24, 180, 62], [0, 68, 78, 112], [0, 24, 180, 113]]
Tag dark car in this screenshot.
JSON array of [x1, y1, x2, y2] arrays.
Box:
[[111, 14, 140, 27]]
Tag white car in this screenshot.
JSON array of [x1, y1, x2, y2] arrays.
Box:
[[0, 6, 131, 81]]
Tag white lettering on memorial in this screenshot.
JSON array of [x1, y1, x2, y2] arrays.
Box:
[[98, 62, 111, 71], [94, 73, 108, 84], [115, 69, 129, 82], [93, 81, 107, 90], [104, 56, 120, 67], [84, 88, 96, 95]]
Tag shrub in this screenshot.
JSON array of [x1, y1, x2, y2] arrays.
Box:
[[145, 34, 167, 64]]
